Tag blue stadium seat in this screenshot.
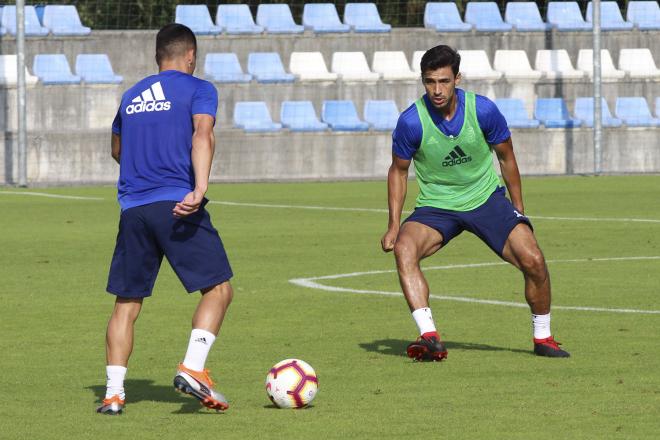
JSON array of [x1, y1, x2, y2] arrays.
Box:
[[627, 1, 660, 30], [322, 100, 370, 131], [234, 102, 282, 132], [75, 54, 123, 84], [364, 100, 399, 131], [615, 97, 660, 126], [281, 101, 328, 132], [547, 2, 592, 31], [424, 3, 472, 32], [586, 2, 633, 30], [256, 4, 304, 33], [573, 98, 622, 127], [0, 7, 5, 36], [175, 5, 222, 35], [303, 3, 350, 33], [344, 3, 391, 33], [247, 53, 295, 83], [465, 2, 513, 32], [204, 53, 251, 83], [42, 5, 91, 36], [494, 99, 540, 128], [216, 4, 263, 34], [33, 54, 81, 84], [505, 2, 552, 31], [534, 98, 582, 128], [1, 6, 49, 36]]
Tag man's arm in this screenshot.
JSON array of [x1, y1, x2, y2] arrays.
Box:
[[381, 154, 411, 252], [493, 137, 524, 214], [111, 133, 121, 164]]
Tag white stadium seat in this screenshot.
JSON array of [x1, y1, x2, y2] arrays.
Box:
[[331, 52, 381, 81], [576, 49, 625, 79], [371, 51, 418, 80], [288, 52, 338, 81], [0, 55, 38, 85], [618, 48, 660, 78], [411, 51, 425, 74], [493, 50, 542, 80], [458, 50, 502, 80], [534, 50, 585, 79]]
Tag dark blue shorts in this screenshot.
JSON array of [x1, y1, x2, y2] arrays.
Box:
[[404, 186, 532, 257], [107, 200, 233, 298]]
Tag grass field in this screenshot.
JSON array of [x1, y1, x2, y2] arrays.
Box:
[[1, 175, 659, 439]]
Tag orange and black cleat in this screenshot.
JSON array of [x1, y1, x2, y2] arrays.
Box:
[[174, 363, 229, 411], [96, 395, 124, 415], [407, 334, 448, 362]]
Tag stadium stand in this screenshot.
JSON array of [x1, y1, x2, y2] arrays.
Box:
[[234, 101, 282, 132], [256, 4, 304, 33], [364, 100, 399, 131], [586, 1, 634, 30], [618, 49, 660, 78], [216, 4, 263, 34], [494, 98, 540, 128], [204, 53, 252, 83], [289, 52, 338, 81], [280, 101, 328, 132], [0, 55, 39, 86], [656, 97, 660, 118], [458, 50, 502, 80], [615, 97, 660, 126], [573, 97, 623, 127], [535, 50, 585, 79], [493, 50, 542, 79], [343, 3, 391, 33], [303, 3, 350, 33], [535, 98, 582, 128], [247, 53, 295, 83], [372, 51, 418, 80], [576, 49, 625, 79], [322, 100, 370, 131], [626, 1, 660, 30], [411, 51, 424, 74], [42, 5, 91, 36], [423, 3, 472, 32], [33, 54, 81, 84], [465, 2, 513, 32], [75, 54, 123, 84], [331, 52, 381, 81], [504, 2, 552, 31], [547, 2, 592, 31], [175, 5, 222, 35], [1, 5, 49, 36]]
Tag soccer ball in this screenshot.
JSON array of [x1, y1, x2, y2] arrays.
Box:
[[265, 359, 318, 408]]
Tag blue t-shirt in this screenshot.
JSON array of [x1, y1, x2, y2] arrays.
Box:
[[112, 70, 218, 210], [392, 89, 511, 160]]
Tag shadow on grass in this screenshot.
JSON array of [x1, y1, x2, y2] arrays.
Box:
[[359, 338, 530, 357]]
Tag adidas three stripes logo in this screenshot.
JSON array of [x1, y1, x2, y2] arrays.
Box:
[[442, 145, 472, 167], [125, 81, 172, 115]]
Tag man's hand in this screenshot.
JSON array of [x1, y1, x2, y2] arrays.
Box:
[[381, 226, 399, 252], [173, 188, 205, 218]]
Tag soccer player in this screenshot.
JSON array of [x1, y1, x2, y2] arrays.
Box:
[[97, 24, 234, 415], [381, 45, 569, 361]]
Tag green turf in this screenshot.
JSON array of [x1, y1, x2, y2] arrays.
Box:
[[1, 175, 659, 439]]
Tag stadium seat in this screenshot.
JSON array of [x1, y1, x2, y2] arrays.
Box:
[[372, 51, 418, 80], [204, 53, 251, 83], [1, 6, 49, 36], [322, 100, 370, 131], [33, 54, 81, 84], [423, 3, 472, 32], [505, 2, 552, 31], [364, 100, 399, 131], [289, 52, 338, 81], [75, 54, 123, 84], [280, 101, 328, 132], [586, 1, 634, 30], [344, 3, 391, 32], [534, 50, 585, 79], [576, 49, 625, 79], [573, 97, 622, 127], [618, 49, 660, 78], [615, 97, 660, 126], [247, 53, 294, 83], [175, 5, 222, 35], [303, 3, 350, 33], [534, 98, 582, 128], [627, 1, 660, 30], [216, 4, 263, 34], [0, 55, 39, 86], [458, 50, 502, 80], [331, 52, 380, 81], [42, 5, 91, 36], [465, 2, 513, 32], [256, 4, 304, 33], [411, 51, 424, 74], [494, 98, 540, 128], [493, 50, 542, 79], [233, 101, 282, 132], [547, 2, 592, 31]]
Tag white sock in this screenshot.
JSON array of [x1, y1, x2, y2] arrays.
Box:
[[105, 365, 127, 400], [532, 313, 552, 339], [412, 307, 437, 336], [182, 329, 216, 372]]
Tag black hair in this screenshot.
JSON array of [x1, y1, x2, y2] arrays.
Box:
[[420, 45, 461, 76], [155, 23, 197, 66]]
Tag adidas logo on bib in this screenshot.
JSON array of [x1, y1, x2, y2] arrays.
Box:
[[442, 145, 472, 167], [126, 81, 171, 115]]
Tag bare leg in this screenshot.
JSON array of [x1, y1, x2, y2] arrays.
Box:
[[106, 297, 143, 367], [192, 281, 233, 336]]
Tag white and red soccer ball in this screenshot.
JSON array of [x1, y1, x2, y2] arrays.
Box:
[[266, 359, 318, 408]]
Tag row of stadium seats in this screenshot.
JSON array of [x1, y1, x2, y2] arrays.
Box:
[[0, 54, 121, 85], [0, 5, 90, 36]]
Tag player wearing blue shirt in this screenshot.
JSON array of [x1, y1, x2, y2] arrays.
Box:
[[99, 24, 233, 415]]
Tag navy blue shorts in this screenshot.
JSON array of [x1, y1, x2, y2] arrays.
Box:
[[107, 200, 233, 298], [404, 186, 532, 257]]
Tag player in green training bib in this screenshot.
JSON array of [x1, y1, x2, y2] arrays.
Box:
[[381, 45, 570, 361]]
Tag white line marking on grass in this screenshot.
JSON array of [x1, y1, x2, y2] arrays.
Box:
[[0, 191, 104, 201], [289, 256, 660, 315]]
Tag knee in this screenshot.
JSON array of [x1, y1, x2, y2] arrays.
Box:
[[520, 251, 547, 279], [207, 281, 233, 305], [394, 239, 418, 268]]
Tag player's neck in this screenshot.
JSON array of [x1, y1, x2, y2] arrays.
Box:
[[158, 60, 193, 75]]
